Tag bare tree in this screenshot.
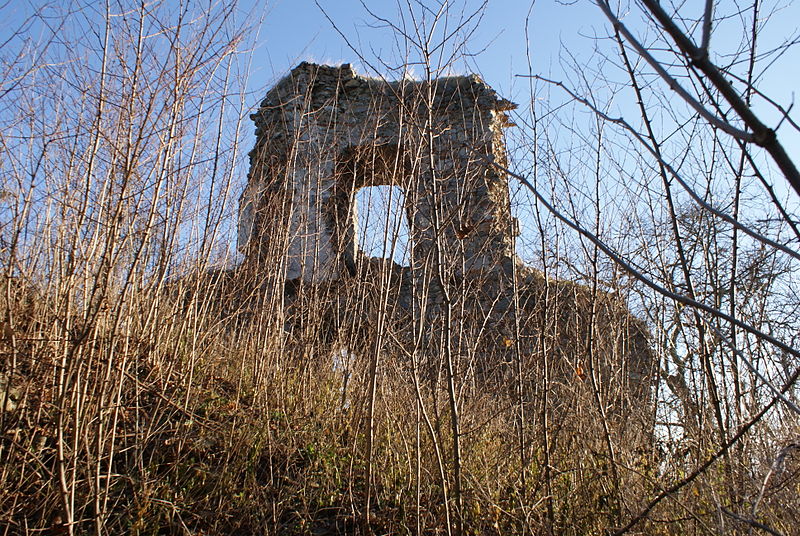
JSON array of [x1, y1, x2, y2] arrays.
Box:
[[511, 0, 800, 533]]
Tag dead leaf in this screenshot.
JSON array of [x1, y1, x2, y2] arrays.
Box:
[[575, 364, 586, 381]]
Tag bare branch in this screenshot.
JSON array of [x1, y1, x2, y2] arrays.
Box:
[[524, 75, 800, 264], [607, 378, 797, 535], [700, 0, 714, 54], [721, 508, 786, 536], [637, 0, 800, 198], [594, 0, 756, 142], [485, 154, 800, 365]]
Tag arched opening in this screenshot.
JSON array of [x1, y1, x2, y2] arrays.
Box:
[[355, 185, 410, 267]]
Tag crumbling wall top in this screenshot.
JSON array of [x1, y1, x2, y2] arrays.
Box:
[[254, 61, 517, 114]]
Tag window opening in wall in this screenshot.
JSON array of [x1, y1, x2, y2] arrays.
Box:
[[355, 185, 410, 266]]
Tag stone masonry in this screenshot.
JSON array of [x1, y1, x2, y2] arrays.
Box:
[[239, 62, 517, 283]]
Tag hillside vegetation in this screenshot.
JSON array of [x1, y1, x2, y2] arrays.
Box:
[[1, 2, 799, 535]]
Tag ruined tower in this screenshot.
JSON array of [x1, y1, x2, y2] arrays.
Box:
[[239, 62, 518, 287]]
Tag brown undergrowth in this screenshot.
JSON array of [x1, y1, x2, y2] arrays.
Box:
[[1, 270, 797, 535]]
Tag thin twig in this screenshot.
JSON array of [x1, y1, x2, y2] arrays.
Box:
[[594, 0, 755, 142], [720, 508, 786, 536]]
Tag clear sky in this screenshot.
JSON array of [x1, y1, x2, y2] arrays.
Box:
[[1, 1, 798, 264], [244, 0, 800, 120], [240, 0, 800, 261], [3, 0, 796, 173], [243, 0, 606, 103]]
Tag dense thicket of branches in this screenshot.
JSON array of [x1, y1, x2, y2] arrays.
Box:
[[0, 1, 797, 535]]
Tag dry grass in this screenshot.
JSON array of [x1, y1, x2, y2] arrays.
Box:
[[1, 267, 797, 535]]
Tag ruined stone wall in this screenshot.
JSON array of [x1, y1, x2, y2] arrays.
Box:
[[239, 62, 518, 285], [239, 62, 652, 403]]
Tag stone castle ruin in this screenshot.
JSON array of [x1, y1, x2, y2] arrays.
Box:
[[237, 62, 651, 404], [239, 62, 517, 284]]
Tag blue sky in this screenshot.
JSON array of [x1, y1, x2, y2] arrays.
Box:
[[3, 0, 796, 177], [1, 1, 798, 265], [2, 0, 797, 176], [244, 0, 602, 103], [245, 0, 799, 118], [239, 0, 800, 262]]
